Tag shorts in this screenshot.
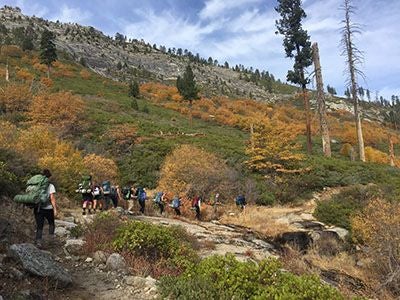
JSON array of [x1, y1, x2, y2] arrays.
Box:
[[82, 193, 93, 204]]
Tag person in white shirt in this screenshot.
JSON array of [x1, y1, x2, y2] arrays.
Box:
[[34, 169, 57, 246]]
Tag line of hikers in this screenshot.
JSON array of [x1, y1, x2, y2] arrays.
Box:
[[76, 175, 247, 219], [75, 175, 207, 219]]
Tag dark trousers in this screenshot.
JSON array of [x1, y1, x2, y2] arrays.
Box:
[[139, 199, 145, 214], [111, 196, 118, 208], [34, 208, 55, 240], [104, 195, 112, 210], [174, 208, 181, 215], [157, 202, 164, 214], [194, 205, 200, 220]]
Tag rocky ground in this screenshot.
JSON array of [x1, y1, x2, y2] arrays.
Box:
[[0, 188, 355, 299]]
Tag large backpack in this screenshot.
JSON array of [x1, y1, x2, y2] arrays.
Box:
[[102, 181, 111, 195], [14, 175, 49, 205], [139, 190, 147, 201], [172, 197, 181, 208], [154, 192, 163, 203], [93, 186, 101, 196], [122, 187, 131, 200], [77, 175, 92, 194], [235, 195, 246, 206]]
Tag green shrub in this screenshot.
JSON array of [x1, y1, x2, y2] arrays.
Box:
[[313, 185, 381, 229], [158, 254, 344, 299], [113, 221, 198, 265], [69, 223, 84, 238]]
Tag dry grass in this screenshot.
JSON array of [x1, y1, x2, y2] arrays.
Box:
[[219, 204, 295, 237]]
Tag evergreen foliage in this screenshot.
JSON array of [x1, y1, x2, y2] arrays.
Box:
[[39, 29, 57, 77], [176, 65, 199, 103]]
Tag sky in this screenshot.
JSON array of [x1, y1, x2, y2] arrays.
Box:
[[1, 0, 399, 99]]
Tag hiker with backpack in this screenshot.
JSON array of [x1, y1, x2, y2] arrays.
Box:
[[77, 175, 93, 215], [13, 169, 57, 247], [110, 185, 119, 208], [92, 184, 102, 212], [121, 186, 133, 211], [170, 195, 181, 216], [102, 180, 112, 210], [136, 187, 147, 214], [153, 191, 165, 215], [191, 195, 201, 220], [235, 194, 246, 212]]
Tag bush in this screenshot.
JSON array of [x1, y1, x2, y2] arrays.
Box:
[[352, 198, 400, 296], [113, 221, 198, 262], [83, 212, 122, 254], [313, 185, 381, 229], [158, 254, 344, 299], [158, 144, 237, 200]]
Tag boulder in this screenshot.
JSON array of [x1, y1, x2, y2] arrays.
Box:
[[55, 220, 77, 229], [93, 250, 108, 265], [275, 231, 311, 251], [64, 239, 85, 255], [106, 253, 127, 272], [124, 275, 157, 289], [54, 227, 69, 238], [9, 243, 72, 287], [326, 227, 349, 240]]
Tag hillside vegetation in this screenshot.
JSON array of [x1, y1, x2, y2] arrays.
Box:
[[0, 25, 400, 299]]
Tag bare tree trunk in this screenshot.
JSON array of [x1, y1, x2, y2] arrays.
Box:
[[303, 88, 312, 154], [250, 123, 255, 151], [5, 58, 9, 82], [312, 42, 331, 157], [389, 134, 395, 167], [342, 0, 365, 162]]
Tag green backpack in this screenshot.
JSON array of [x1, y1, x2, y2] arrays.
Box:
[[13, 175, 49, 205]]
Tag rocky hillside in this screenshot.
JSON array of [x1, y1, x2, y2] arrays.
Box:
[[0, 6, 282, 101]]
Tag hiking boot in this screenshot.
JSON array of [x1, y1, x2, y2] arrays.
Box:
[[88, 209, 92, 214], [82, 211, 86, 215]]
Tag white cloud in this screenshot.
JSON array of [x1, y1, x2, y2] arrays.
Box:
[[50, 4, 92, 24], [199, 0, 262, 20], [13, 0, 48, 17]]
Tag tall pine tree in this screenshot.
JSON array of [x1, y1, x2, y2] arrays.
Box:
[[40, 29, 57, 78], [275, 0, 313, 153], [177, 65, 199, 126]]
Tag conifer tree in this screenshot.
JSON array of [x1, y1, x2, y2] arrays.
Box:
[[275, 0, 313, 154], [177, 65, 199, 125], [128, 81, 140, 110], [40, 29, 57, 78]]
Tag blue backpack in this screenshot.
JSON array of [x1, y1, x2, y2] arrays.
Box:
[[139, 191, 147, 201], [154, 192, 163, 203], [172, 198, 181, 208], [235, 195, 246, 206]]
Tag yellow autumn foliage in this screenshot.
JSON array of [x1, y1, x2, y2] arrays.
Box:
[[29, 91, 85, 136], [158, 144, 235, 200], [364, 146, 389, 164], [351, 198, 400, 294], [0, 82, 32, 113], [38, 141, 85, 193], [83, 154, 118, 184], [0, 120, 18, 149], [246, 120, 304, 173]]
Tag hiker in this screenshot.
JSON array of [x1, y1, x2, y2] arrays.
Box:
[[34, 169, 57, 247], [136, 187, 147, 214], [153, 191, 165, 214], [78, 175, 93, 215], [92, 184, 102, 212], [102, 180, 112, 210], [121, 185, 133, 211], [235, 194, 246, 211], [170, 195, 181, 216], [191, 195, 201, 220], [110, 185, 119, 208]]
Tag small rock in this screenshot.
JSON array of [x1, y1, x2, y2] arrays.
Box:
[[55, 227, 69, 237], [55, 220, 77, 229], [64, 239, 85, 255], [93, 250, 108, 264], [85, 257, 93, 263], [356, 260, 364, 267], [160, 221, 169, 225], [106, 253, 127, 272], [63, 217, 75, 223]]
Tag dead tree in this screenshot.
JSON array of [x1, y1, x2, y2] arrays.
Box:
[[312, 42, 331, 157]]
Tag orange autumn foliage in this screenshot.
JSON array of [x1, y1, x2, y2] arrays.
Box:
[[83, 154, 118, 184], [16, 68, 34, 82], [80, 69, 91, 80], [40, 77, 53, 87], [33, 62, 47, 73], [0, 120, 18, 148], [105, 123, 137, 147], [364, 146, 389, 164], [0, 82, 32, 113], [28, 91, 85, 135]]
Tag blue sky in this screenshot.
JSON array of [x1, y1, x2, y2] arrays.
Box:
[[2, 0, 399, 99]]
